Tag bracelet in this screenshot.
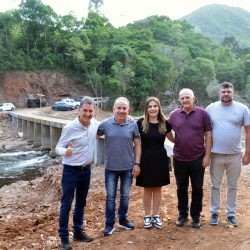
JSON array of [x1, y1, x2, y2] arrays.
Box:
[[134, 163, 140, 166]]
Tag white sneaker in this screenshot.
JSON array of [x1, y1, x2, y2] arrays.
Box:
[[152, 215, 163, 229], [144, 216, 152, 229]]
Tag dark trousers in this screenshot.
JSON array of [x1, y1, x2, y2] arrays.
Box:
[[58, 164, 91, 240], [174, 157, 205, 220]]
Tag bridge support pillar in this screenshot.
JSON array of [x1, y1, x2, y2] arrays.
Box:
[[11, 115, 18, 128], [22, 120, 28, 139], [41, 124, 50, 150], [33, 122, 42, 147], [27, 121, 34, 145], [95, 138, 105, 164], [50, 127, 62, 158]]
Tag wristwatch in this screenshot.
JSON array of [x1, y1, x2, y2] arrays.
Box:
[[134, 163, 140, 166]]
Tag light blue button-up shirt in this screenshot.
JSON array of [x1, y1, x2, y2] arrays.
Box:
[[56, 117, 100, 166]]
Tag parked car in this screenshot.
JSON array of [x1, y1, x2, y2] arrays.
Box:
[[76, 96, 86, 102], [0, 103, 15, 111], [57, 98, 80, 109], [77, 96, 104, 105], [27, 98, 46, 108], [51, 102, 75, 111], [93, 97, 103, 105]]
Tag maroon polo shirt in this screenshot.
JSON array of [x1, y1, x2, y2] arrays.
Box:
[[168, 106, 211, 161]]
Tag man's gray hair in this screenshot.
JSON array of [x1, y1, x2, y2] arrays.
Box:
[[80, 96, 95, 106], [114, 97, 130, 107], [179, 88, 194, 97]]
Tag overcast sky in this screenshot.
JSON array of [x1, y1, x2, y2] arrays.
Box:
[[1, 0, 250, 27]]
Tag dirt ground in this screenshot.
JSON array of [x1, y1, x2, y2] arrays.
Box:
[[1, 110, 250, 250]]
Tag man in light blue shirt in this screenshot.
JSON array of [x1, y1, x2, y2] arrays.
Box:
[[56, 97, 99, 250], [206, 82, 250, 227]]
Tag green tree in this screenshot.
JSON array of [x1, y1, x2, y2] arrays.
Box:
[[182, 57, 216, 102], [18, 0, 57, 55], [221, 36, 239, 55], [245, 75, 250, 100], [216, 60, 245, 90], [213, 47, 233, 64], [0, 6, 249, 110], [111, 62, 135, 93]]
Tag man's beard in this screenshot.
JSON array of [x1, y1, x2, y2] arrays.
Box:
[[221, 97, 232, 103]]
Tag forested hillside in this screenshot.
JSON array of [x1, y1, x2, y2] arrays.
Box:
[[1, 0, 250, 110], [182, 4, 250, 48]]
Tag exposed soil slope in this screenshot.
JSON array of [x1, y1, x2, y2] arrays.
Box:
[[0, 70, 93, 107]]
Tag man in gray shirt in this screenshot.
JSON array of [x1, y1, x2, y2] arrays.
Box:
[[206, 82, 250, 227], [97, 97, 141, 236]]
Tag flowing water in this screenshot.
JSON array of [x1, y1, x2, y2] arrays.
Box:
[[0, 151, 52, 188]]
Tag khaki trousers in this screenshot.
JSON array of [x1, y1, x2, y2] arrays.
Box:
[[210, 153, 242, 217]]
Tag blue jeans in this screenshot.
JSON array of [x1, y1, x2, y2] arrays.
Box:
[[105, 169, 133, 226], [174, 156, 205, 219], [58, 164, 91, 240]]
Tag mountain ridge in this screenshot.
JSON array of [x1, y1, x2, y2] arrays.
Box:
[[181, 4, 250, 47]]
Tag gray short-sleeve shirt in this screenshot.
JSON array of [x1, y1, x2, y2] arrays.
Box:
[[206, 101, 250, 154], [97, 116, 140, 171]]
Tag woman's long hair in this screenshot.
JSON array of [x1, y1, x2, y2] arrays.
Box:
[[142, 97, 166, 134]]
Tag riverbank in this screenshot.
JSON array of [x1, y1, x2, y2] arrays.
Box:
[[0, 113, 29, 152], [0, 113, 61, 187], [1, 112, 250, 249]]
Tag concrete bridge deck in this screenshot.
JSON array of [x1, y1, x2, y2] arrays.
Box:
[[9, 109, 70, 157]]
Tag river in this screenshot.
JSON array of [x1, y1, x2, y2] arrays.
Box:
[[0, 150, 54, 188]]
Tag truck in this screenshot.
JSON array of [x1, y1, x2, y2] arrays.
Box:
[[27, 98, 46, 108]]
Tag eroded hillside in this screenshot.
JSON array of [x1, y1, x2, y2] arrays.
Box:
[[0, 71, 93, 107]]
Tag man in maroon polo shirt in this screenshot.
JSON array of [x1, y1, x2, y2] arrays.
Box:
[[168, 88, 212, 228]]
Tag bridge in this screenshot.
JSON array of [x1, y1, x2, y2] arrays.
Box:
[[8, 110, 173, 165]]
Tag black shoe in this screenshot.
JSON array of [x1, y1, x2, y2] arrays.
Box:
[[60, 239, 72, 250], [73, 232, 93, 242], [103, 224, 115, 236], [227, 216, 238, 227], [210, 213, 219, 225], [176, 216, 187, 227], [118, 219, 135, 230], [192, 218, 202, 229]]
